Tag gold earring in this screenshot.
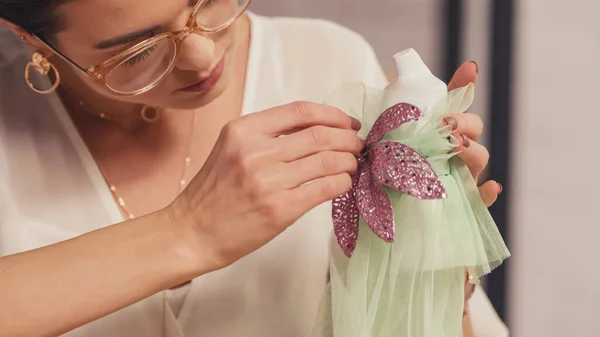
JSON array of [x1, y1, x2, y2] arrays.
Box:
[[24, 52, 60, 94]]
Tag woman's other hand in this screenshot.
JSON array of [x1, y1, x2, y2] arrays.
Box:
[[445, 61, 503, 207], [167, 102, 363, 272]]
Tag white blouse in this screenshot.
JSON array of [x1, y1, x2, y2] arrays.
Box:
[[0, 12, 507, 337]]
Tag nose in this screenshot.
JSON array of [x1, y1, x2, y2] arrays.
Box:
[[175, 33, 215, 72]]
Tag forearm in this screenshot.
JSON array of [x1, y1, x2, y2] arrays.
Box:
[[0, 210, 205, 337]]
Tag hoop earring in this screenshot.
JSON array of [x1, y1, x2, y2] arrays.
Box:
[[140, 105, 161, 123], [24, 52, 60, 95]]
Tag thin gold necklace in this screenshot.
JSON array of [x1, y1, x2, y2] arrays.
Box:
[[106, 112, 196, 219], [67, 95, 197, 219]]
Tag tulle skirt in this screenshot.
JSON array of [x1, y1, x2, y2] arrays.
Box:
[[311, 83, 510, 337]]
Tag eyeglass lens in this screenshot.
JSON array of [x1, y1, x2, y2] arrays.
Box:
[[106, 0, 249, 94]]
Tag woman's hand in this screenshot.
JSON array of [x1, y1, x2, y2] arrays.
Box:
[[445, 61, 503, 207], [168, 101, 363, 272]]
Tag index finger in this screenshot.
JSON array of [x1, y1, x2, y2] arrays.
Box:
[[245, 101, 361, 136]]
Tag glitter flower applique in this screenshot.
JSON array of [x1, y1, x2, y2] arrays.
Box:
[[332, 103, 447, 257]]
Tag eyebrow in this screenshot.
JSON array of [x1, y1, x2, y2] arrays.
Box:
[[92, 0, 200, 50], [93, 25, 162, 49]]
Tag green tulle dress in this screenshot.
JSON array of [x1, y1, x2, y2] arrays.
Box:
[[310, 49, 510, 337]]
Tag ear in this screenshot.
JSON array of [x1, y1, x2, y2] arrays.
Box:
[[0, 18, 53, 56]]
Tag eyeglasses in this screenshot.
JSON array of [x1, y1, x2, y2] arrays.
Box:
[[37, 0, 252, 96]]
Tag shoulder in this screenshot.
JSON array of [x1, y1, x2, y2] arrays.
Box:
[[248, 13, 387, 88], [253, 14, 370, 49]]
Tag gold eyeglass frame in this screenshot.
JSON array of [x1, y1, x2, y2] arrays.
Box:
[[34, 0, 252, 97]]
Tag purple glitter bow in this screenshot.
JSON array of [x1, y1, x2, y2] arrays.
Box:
[[332, 103, 447, 257]]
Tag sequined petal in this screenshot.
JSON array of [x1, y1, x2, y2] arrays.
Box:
[[356, 159, 395, 242], [365, 103, 424, 146], [370, 141, 447, 200], [332, 170, 361, 257]]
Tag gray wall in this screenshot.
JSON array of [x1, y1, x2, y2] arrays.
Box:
[[510, 0, 600, 336]]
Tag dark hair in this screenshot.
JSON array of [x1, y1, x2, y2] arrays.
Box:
[[0, 0, 68, 41]]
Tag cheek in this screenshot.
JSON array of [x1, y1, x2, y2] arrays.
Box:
[[68, 67, 111, 97], [94, 84, 145, 105], [212, 27, 237, 55], [70, 68, 152, 105]]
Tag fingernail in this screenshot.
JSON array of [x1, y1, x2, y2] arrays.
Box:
[[443, 117, 458, 131], [497, 183, 503, 194], [462, 134, 471, 148], [349, 117, 362, 131], [470, 61, 479, 74]]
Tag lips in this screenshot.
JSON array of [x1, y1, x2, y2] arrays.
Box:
[[177, 57, 225, 93]]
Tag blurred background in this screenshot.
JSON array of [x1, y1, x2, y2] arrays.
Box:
[[250, 0, 600, 336]]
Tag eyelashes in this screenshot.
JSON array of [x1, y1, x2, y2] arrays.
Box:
[[123, 45, 158, 67]]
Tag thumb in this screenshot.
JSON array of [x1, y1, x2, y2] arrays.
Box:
[[448, 61, 479, 91]]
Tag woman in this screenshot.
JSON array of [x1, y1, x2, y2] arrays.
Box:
[[0, 0, 505, 336]]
